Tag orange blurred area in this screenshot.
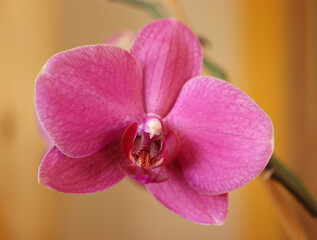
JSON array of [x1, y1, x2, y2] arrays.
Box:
[[0, 0, 316, 239]]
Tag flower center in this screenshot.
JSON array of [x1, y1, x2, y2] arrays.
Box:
[[134, 116, 163, 168], [120, 116, 179, 184], [135, 151, 152, 168]]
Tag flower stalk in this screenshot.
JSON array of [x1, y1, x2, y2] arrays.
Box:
[[111, 0, 317, 219], [203, 57, 229, 81], [111, 0, 165, 19], [265, 155, 317, 217]]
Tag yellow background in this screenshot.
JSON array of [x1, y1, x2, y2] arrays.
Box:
[[0, 0, 316, 239]]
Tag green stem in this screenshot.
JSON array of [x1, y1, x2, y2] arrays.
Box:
[[112, 0, 317, 218], [111, 0, 165, 19], [265, 155, 317, 217], [203, 57, 228, 81]]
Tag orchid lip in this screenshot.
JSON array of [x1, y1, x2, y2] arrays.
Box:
[[118, 164, 169, 184]]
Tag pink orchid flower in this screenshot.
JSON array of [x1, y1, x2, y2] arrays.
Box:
[[35, 18, 274, 225]]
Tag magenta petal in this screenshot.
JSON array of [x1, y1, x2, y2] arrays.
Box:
[[164, 76, 274, 195], [147, 162, 228, 225], [35, 45, 145, 158], [130, 18, 202, 117], [39, 139, 126, 193]]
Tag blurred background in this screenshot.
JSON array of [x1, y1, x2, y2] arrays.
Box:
[[0, 0, 316, 239]]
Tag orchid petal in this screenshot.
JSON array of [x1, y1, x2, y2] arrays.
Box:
[[164, 76, 274, 195], [39, 139, 126, 193], [35, 45, 145, 158], [130, 18, 202, 117], [147, 162, 228, 225]]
